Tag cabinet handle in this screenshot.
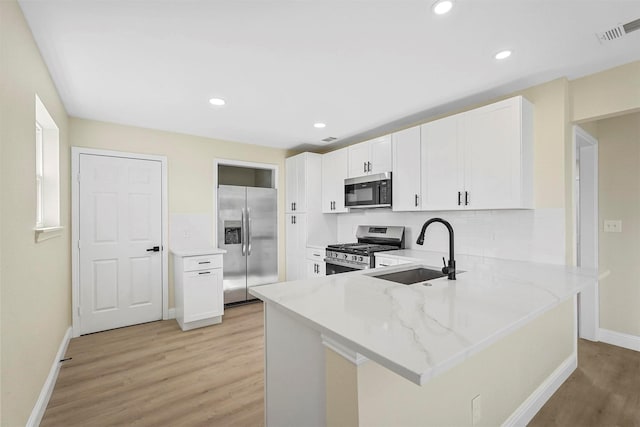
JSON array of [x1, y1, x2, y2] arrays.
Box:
[[414, 194, 419, 207], [465, 191, 469, 206], [198, 261, 211, 264], [379, 263, 389, 267], [364, 162, 367, 173], [198, 271, 211, 275], [367, 162, 372, 172], [293, 216, 296, 224], [457, 191, 462, 206]]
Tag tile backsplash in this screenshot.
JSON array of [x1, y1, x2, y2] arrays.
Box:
[[170, 213, 213, 251], [336, 208, 565, 265]]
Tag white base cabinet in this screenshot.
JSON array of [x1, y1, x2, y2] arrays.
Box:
[[172, 250, 224, 331], [306, 246, 326, 278]]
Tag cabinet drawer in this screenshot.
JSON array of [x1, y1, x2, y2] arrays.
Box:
[[375, 256, 399, 268], [183, 254, 222, 272], [306, 247, 325, 261]]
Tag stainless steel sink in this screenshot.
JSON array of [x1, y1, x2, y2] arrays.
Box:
[[370, 267, 447, 285]]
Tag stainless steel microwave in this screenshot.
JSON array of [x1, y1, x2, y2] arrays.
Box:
[[344, 172, 392, 209]]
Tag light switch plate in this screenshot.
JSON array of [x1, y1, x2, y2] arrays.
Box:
[[604, 220, 622, 233]]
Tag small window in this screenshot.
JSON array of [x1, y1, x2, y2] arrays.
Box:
[[35, 122, 44, 228], [34, 94, 61, 242]]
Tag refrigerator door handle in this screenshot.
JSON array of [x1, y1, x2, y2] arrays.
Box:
[[247, 208, 252, 256], [241, 207, 246, 256]]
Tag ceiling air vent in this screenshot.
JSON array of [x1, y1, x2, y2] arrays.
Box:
[[597, 18, 640, 43], [623, 17, 640, 33], [321, 137, 338, 143]]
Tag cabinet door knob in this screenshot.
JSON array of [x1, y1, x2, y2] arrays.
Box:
[[363, 162, 367, 173], [146, 246, 160, 252], [367, 162, 371, 172], [415, 194, 419, 207], [465, 191, 470, 206], [457, 191, 462, 206]]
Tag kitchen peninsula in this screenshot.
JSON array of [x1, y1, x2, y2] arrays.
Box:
[[249, 252, 597, 426]]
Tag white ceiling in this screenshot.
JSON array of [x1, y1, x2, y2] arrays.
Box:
[[19, 0, 640, 150]]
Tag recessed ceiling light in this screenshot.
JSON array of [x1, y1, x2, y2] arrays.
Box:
[[495, 50, 512, 60], [209, 97, 226, 106], [432, 0, 453, 15], [314, 123, 326, 129]]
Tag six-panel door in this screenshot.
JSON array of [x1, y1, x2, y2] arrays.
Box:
[[78, 154, 163, 335]]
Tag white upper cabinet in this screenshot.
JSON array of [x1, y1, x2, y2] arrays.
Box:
[[347, 135, 392, 177], [462, 97, 533, 209], [285, 153, 308, 213], [392, 126, 422, 211], [322, 148, 349, 213], [419, 96, 533, 210], [421, 114, 464, 210]]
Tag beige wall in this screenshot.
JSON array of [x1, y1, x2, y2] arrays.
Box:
[[69, 118, 289, 306], [0, 0, 72, 425], [325, 299, 575, 426], [571, 61, 640, 123], [597, 113, 640, 337], [570, 61, 640, 339]]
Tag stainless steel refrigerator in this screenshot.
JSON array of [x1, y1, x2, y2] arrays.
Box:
[[218, 185, 278, 304]]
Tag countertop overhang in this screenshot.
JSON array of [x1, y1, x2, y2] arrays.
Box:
[[249, 251, 598, 385]]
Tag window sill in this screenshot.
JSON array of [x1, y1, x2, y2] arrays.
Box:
[[34, 226, 63, 243]]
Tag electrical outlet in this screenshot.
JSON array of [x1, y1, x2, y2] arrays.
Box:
[[472, 394, 482, 425], [604, 220, 622, 233]]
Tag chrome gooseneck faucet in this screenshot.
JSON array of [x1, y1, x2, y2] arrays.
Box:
[[416, 218, 456, 280]]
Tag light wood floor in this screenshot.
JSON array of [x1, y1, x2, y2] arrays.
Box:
[[42, 302, 265, 427], [43, 302, 640, 426], [530, 338, 640, 426]]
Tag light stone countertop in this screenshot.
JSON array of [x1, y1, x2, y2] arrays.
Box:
[[170, 247, 227, 257], [249, 251, 597, 385]]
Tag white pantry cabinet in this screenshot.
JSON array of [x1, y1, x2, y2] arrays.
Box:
[[392, 126, 422, 211], [173, 250, 224, 331], [286, 213, 308, 281], [305, 246, 326, 278], [285, 152, 336, 281], [420, 96, 533, 210], [347, 135, 393, 177], [286, 154, 309, 213], [321, 148, 348, 213]]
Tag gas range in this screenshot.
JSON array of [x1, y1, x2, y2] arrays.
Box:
[[325, 226, 405, 272]]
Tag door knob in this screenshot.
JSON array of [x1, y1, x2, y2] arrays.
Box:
[[146, 246, 160, 252]]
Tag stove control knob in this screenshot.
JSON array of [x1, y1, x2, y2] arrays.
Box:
[[343, 254, 348, 259], [351, 255, 357, 261], [359, 256, 363, 262]]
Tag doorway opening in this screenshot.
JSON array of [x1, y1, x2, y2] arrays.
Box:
[[573, 125, 599, 341]]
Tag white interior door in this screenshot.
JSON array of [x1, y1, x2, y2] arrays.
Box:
[[79, 154, 163, 334]]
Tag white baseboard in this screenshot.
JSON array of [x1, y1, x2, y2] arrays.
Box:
[[167, 308, 176, 319], [27, 326, 72, 427], [502, 353, 577, 427], [598, 328, 640, 352]]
